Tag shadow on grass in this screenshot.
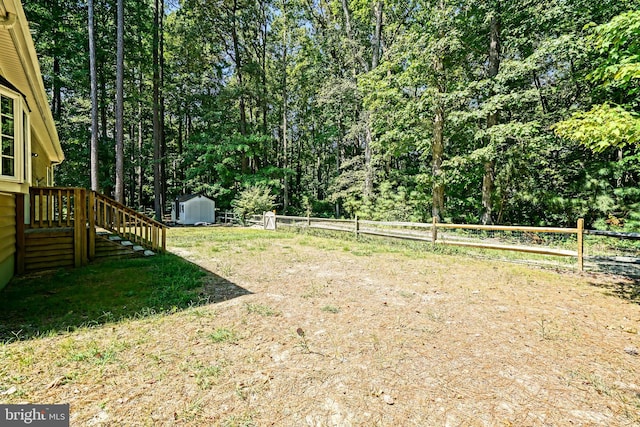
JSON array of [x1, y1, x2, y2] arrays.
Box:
[[584, 257, 640, 304], [0, 253, 251, 342], [586, 256, 640, 279], [588, 278, 640, 305]]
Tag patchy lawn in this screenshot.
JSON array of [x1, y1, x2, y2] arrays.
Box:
[[1, 227, 639, 426]]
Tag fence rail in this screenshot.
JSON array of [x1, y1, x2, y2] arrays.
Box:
[[266, 214, 588, 271]]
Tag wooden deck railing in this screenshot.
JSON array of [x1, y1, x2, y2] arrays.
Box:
[[93, 191, 166, 253], [27, 187, 78, 228], [20, 187, 166, 269]]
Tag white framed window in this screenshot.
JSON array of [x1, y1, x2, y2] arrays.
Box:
[[0, 85, 28, 184]]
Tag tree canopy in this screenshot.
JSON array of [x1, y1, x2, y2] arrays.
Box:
[[23, 0, 640, 229], [554, 10, 640, 153]]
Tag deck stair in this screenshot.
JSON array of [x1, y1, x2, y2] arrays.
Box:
[[16, 187, 167, 273], [95, 231, 156, 260]]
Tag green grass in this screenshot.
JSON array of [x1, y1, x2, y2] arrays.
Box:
[[222, 413, 256, 427], [0, 254, 207, 342], [321, 305, 340, 313], [296, 226, 578, 268], [193, 362, 225, 390], [170, 227, 291, 246], [245, 303, 281, 317], [209, 328, 237, 343]]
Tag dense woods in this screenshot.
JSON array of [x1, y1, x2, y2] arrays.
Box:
[[24, 0, 640, 228]]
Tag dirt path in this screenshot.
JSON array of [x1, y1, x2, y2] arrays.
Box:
[[3, 229, 640, 426]]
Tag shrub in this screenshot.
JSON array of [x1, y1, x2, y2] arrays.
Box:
[[232, 185, 276, 223]]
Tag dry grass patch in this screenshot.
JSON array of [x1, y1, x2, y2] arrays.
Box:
[[1, 227, 639, 425]]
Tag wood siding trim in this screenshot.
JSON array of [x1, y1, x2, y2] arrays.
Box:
[[0, 192, 15, 288]]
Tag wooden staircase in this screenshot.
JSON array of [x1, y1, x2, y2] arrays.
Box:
[[95, 231, 156, 260], [16, 187, 167, 273]]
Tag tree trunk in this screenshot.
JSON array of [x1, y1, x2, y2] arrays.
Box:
[[137, 67, 143, 210], [231, 0, 249, 173], [371, 1, 383, 69], [341, 0, 368, 72], [432, 103, 445, 222], [363, 112, 374, 198], [153, 0, 163, 220], [88, 0, 99, 192], [99, 72, 108, 142], [282, 25, 289, 214], [160, 0, 166, 214], [114, 0, 125, 203], [261, 2, 268, 135], [481, 10, 501, 225]]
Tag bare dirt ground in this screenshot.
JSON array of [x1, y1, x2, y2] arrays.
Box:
[[2, 228, 640, 426]]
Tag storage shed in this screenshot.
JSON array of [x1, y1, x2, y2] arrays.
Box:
[[172, 195, 216, 225]]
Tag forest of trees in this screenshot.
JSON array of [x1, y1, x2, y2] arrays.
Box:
[[24, 0, 640, 228]]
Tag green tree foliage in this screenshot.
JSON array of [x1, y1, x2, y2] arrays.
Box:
[[554, 11, 640, 153], [22, 0, 640, 229], [232, 185, 276, 222]]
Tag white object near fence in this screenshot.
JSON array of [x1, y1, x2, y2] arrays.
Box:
[[264, 211, 276, 230]]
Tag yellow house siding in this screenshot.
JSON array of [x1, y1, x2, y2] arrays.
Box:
[[0, 192, 16, 290]]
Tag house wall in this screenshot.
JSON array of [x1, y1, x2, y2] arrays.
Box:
[[0, 192, 16, 290]]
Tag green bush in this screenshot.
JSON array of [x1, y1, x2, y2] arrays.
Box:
[[232, 185, 276, 223]]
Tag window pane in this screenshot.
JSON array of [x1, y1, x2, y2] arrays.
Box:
[[2, 156, 14, 177], [2, 137, 14, 156], [0, 96, 13, 118], [1, 116, 14, 137]]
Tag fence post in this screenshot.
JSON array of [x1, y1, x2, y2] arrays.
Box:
[[307, 213, 311, 228], [432, 217, 438, 244], [355, 215, 359, 238], [577, 218, 584, 272]]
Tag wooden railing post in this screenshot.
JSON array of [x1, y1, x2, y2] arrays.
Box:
[[73, 188, 82, 267], [38, 188, 43, 227], [355, 215, 359, 238], [29, 190, 35, 227], [88, 191, 96, 260], [577, 218, 584, 272], [81, 189, 88, 265]]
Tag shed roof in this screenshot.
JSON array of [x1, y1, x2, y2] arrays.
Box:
[[176, 194, 214, 203]]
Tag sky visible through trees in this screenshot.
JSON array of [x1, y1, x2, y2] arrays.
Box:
[[23, 0, 640, 228]]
